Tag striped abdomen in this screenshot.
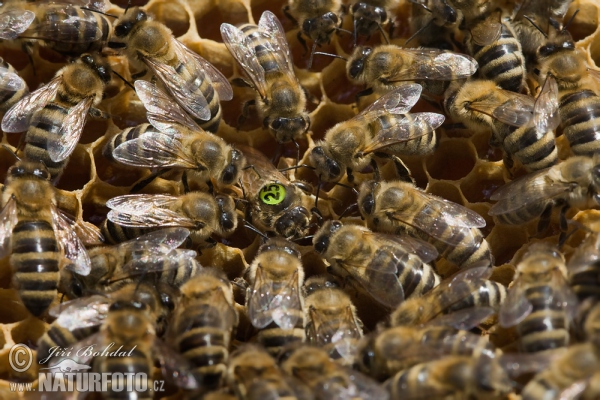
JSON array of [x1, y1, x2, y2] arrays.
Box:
[[447, 280, 507, 313], [0, 61, 28, 113], [239, 24, 281, 78], [468, 22, 526, 93], [23, 104, 70, 182], [494, 197, 552, 226], [174, 303, 231, 389], [559, 89, 600, 156], [517, 285, 570, 352], [38, 324, 99, 365], [10, 219, 60, 317], [570, 262, 600, 301], [493, 121, 557, 172], [374, 114, 438, 156], [39, 5, 111, 56], [100, 219, 154, 245], [95, 347, 153, 400], [103, 123, 157, 162]]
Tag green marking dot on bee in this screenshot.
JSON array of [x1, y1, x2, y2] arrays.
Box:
[[259, 183, 286, 205]]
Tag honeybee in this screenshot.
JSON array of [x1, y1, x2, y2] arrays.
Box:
[[346, 45, 478, 96], [244, 238, 305, 356], [0, 1, 111, 57], [445, 77, 559, 172], [358, 180, 494, 268], [108, 7, 233, 133], [357, 325, 497, 380], [60, 228, 201, 298], [1, 53, 111, 183], [239, 145, 319, 240], [0, 57, 28, 113], [384, 354, 514, 399], [220, 11, 310, 144], [227, 345, 311, 400], [170, 268, 238, 391], [0, 159, 91, 317], [281, 345, 389, 400], [309, 84, 444, 183], [390, 264, 506, 328], [313, 220, 441, 308], [464, 11, 527, 93], [108, 81, 246, 192], [488, 155, 600, 231], [303, 275, 363, 365], [568, 231, 600, 301], [499, 243, 578, 353], [105, 192, 238, 248], [408, 0, 460, 49], [284, 0, 344, 67], [350, 0, 394, 43]]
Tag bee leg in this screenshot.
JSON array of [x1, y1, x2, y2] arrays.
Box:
[[355, 87, 374, 106], [182, 171, 190, 193], [338, 202, 359, 219], [302, 86, 319, 105], [131, 169, 169, 193], [89, 108, 109, 119], [370, 158, 381, 181], [231, 78, 253, 88], [131, 69, 148, 80], [238, 99, 256, 129], [207, 179, 215, 195], [282, 5, 297, 24], [22, 42, 36, 76], [346, 167, 355, 183], [297, 31, 309, 56], [559, 205, 570, 232], [536, 204, 554, 234], [204, 237, 217, 248], [390, 155, 415, 185]]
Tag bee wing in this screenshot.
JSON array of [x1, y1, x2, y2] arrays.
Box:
[[309, 306, 362, 346], [112, 250, 199, 282], [533, 74, 560, 133], [153, 338, 200, 390], [499, 278, 533, 327], [247, 267, 302, 329], [51, 208, 92, 276], [134, 80, 201, 133], [132, 227, 191, 249], [386, 49, 478, 81], [427, 306, 496, 330], [48, 97, 93, 162], [315, 368, 389, 400], [365, 231, 438, 263], [361, 112, 445, 154], [1, 74, 63, 133], [31, 5, 102, 43], [63, 214, 104, 246], [50, 296, 110, 330], [112, 131, 197, 169], [238, 144, 290, 196], [258, 11, 295, 75], [469, 18, 502, 46], [106, 194, 197, 228], [220, 23, 268, 97], [558, 380, 589, 400], [567, 234, 600, 274], [176, 40, 234, 101], [0, 196, 19, 259], [0, 9, 35, 39], [549, 269, 579, 321], [360, 84, 423, 116], [0, 66, 26, 91], [491, 95, 535, 127], [388, 189, 486, 247]]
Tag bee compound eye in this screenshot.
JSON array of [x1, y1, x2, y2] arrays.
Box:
[[314, 235, 329, 253], [115, 22, 133, 37], [325, 12, 338, 23], [303, 18, 314, 32]]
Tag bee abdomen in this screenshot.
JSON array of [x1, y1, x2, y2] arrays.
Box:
[[559, 90, 600, 156], [100, 219, 151, 245], [257, 317, 305, 356], [101, 348, 152, 399], [239, 24, 280, 75], [38, 325, 99, 365], [103, 123, 157, 161], [11, 220, 60, 317], [377, 114, 438, 156], [570, 264, 600, 301], [0, 62, 28, 112], [440, 228, 494, 268], [521, 376, 560, 400], [496, 123, 558, 172]]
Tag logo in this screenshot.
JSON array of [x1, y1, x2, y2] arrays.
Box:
[[40, 359, 91, 373], [9, 343, 33, 373]]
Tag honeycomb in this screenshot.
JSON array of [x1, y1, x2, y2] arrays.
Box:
[[0, 0, 598, 398]]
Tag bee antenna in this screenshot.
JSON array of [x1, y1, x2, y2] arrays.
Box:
[[278, 164, 315, 172], [376, 22, 390, 44], [404, 18, 434, 46], [112, 70, 135, 90], [124, 0, 132, 14], [336, 28, 353, 35], [2, 145, 20, 161], [243, 222, 269, 240], [562, 9, 579, 33], [80, 7, 118, 19], [313, 52, 348, 61], [338, 202, 358, 219], [524, 15, 547, 37]]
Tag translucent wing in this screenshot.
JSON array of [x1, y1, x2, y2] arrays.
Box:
[[248, 267, 302, 329], [428, 307, 495, 330], [1, 75, 63, 133], [112, 250, 199, 282], [107, 194, 197, 228], [112, 131, 197, 169], [0, 65, 26, 91], [177, 40, 234, 101], [360, 84, 423, 116], [132, 227, 191, 249], [238, 144, 290, 196], [362, 112, 445, 154], [549, 269, 579, 321], [51, 208, 91, 276], [492, 96, 535, 127], [499, 277, 533, 327], [470, 16, 502, 46], [220, 23, 268, 97], [385, 49, 478, 81], [388, 188, 486, 247], [68, 217, 104, 245], [567, 233, 600, 274], [50, 295, 110, 330], [370, 231, 439, 263], [0, 196, 19, 259], [134, 80, 201, 133], [533, 74, 560, 133], [309, 306, 362, 346], [315, 368, 389, 400], [154, 338, 200, 390], [49, 97, 93, 162], [31, 5, 102, 43], [0, 9, 35, 39], [258, 11, 295, 75]]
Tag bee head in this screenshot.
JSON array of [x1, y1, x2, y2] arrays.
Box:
[[8, 160, 50, 182], [265, 115, 311, 143], [80, 54, 112, 84], [220, 149, 245, 185], [358, 180, 377, 216], [309, 145, 342, 182], [347, 47, 372, 80], [215, 195, 237, 233], [113, 7, 147, 38], [351, 3, 387, 37], [302, 12, 339, 43], [109, 300, 146, 312], [313, 219, 342, 254], [274, 206, 311, 239]]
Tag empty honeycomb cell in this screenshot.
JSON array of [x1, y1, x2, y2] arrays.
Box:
[[308, 102, 355, 143], [425, 139, 477, 181], [566, 2, 599, 42], [321, 58, 363, 105], [471, 131, 504, 162], [460, 163, 505, 203], [487, 225, 529, 266], [589, 31, 600, 68], [196, 0, 249, 42], [0, 291, 29, 324], [427, 181, 465, 207], [251, 0, 289, 28], [54, 147, 92, 192], [147, 0, 191, 38], [79, 120, 110, 145], [10, 319, 46, 350], [0, 48, 30, 72], [401, 155, 428, 190]]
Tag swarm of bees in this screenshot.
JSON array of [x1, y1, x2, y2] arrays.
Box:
[[2, 0, 600, 398]]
